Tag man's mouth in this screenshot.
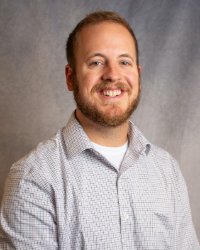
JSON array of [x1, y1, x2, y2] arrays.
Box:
[[102, 89, 122, 97]]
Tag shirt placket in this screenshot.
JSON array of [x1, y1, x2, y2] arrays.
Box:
[[117, 174, 136, 250]]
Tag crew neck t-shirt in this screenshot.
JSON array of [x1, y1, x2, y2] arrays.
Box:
[[92, 141, 128, 171]]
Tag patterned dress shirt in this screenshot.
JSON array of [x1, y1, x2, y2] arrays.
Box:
[[0, 113, 199, 250]]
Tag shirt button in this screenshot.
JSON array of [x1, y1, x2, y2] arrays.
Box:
[[121, 212, 129, 221]]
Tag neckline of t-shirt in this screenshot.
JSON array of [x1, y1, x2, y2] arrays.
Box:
[[92, 141, 128, 152]]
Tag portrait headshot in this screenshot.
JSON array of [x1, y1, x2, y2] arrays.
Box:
[[0, 1, 200, 249]]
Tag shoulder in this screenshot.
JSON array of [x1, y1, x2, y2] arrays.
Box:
[[8, 129, 65, 187], [149, 143, 184, 186], [150, 143, 176, 164]]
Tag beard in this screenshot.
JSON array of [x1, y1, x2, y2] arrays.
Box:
[[72, 74, 140, 127]]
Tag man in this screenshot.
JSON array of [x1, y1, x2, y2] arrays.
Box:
[[0, 11, 199, 250]]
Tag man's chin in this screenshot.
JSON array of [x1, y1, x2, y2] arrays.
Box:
[[86, 111, 130, 127], [75, 95, 140, 127]]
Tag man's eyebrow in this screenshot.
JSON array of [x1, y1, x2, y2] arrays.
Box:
[[118, 54, 134, 61], [86, 53, 135, 62], [86, 53, 106, 60]]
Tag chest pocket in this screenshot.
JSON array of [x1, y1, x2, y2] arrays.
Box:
[[133, 201, 175, 249]]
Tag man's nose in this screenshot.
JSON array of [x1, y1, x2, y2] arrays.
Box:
[[101, 63, 121, 82]]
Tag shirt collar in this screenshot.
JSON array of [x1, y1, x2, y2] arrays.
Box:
[[128, 120, 151, 156], [62, 112, 93, 158], [62, 112, 151, 158]]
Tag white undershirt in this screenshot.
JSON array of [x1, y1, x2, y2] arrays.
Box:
[[92, 141, 128, 171]]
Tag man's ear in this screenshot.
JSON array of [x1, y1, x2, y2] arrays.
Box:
[[65, 64, 74, 91], [138, 65, 142, 74]]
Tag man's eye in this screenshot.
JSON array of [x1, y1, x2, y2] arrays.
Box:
[[89, 61, 102, 66], [121, 61, 131, 66]]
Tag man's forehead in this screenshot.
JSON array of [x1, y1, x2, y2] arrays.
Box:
[[72, 21, 138, 65], [74, 21, 136, 50], [76, 21, 131, 36]]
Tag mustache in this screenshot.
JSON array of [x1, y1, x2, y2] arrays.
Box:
[[91, 81, 130, 93]]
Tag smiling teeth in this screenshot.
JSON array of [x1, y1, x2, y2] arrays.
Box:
[[103, 90, 121, 97]]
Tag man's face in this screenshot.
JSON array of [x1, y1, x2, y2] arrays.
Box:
[[66, 21, 140, 127]]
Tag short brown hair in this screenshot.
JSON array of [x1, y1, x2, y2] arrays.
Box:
[[66, 11, 139, 69]]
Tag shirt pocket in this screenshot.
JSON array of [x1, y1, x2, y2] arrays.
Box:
[[134, 202, 175, 249]]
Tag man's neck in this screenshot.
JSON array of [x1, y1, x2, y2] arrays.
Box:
[[75, 110, 129, 147]]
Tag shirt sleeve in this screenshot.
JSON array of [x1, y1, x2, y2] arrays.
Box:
[[172, 158, 200, 249], [0, 164, 58, 250]]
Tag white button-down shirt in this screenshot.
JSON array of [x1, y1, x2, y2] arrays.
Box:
[[0, 113, 199, 249]]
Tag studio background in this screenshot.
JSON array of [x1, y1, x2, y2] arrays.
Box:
[[0, 0, 199, 240]]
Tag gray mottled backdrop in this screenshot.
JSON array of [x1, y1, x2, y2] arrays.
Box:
[[0, 0, 199, 240]]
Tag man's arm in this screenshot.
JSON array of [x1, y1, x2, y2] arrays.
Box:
[[0, 165, 58, 250], [172, 158, 200, 249]]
